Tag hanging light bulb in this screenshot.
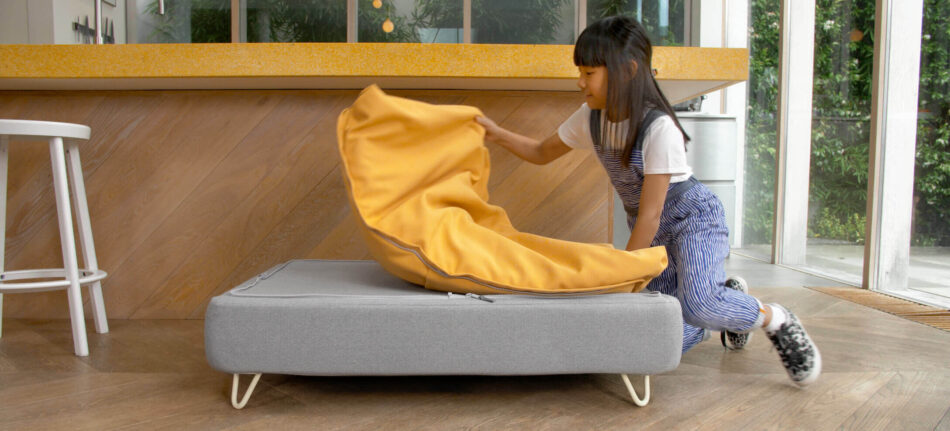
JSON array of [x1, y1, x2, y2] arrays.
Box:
[[382, 18, 394, 33], [373, 0, 382, 8]]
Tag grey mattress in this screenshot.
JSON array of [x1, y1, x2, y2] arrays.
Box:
[[205, 259, 683, 376]]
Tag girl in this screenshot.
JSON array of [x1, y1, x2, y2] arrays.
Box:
[[476, 16, 820, 387]]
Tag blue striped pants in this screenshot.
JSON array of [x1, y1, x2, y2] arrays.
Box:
[[628, 183, 761, 353]]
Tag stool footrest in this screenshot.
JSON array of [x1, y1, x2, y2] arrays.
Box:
[[0, 268, 108, 292]]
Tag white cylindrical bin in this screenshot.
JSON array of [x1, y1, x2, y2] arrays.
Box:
[[678, 113, 739, 248]]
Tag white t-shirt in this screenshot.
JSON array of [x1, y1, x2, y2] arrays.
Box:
[[557, 103, 692, 183]]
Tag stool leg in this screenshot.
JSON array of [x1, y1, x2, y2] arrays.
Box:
[[50, 137, 88, 356], [0, 135, 8, 339], [66, 143, 107, 334]]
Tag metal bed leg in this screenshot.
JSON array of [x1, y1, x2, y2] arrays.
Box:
[[231, 373, 262, 409], [620, 374, 650, 406]]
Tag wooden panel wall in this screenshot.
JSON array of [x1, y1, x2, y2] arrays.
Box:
[[0, 89, 609, 319]]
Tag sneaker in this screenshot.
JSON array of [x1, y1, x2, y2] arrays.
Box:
[[721, 276, 752, 350], [765, 304, 822, 387]]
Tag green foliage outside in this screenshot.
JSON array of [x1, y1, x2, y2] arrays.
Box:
[[469, 0, 571, 44], [745, 0, 950, 246], [912, 0, 950, 246], [386, 0, 574, 44], [743, 3, 780, 246], [807, 0, 874, 244], [145, 0, 231, 43], [587, 0, 687, 46], [356, 0, 416, 43], [251, 1, 347, 42]]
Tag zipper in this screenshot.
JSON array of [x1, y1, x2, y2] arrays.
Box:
[[230, 260, 294, 294], [448, 292, 495, 303]]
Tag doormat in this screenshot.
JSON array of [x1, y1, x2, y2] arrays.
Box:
[[808, 286, 950, 332]]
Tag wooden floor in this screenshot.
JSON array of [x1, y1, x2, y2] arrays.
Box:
[[2, 259, 950, 430]]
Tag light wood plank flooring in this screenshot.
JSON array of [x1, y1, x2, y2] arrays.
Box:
[[1, 256, 949, 430]]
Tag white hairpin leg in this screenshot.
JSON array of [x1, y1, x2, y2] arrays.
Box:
[[231, 373, 262, 409], [620, 374, 651, 407]]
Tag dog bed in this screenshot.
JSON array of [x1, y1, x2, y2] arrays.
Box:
[[205, 259, 683, 409]]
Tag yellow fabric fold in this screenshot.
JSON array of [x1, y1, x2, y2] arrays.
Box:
[[337, 85, 668, 295]]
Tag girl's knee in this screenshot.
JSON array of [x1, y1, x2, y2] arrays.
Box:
[[679, 294, 725, 326], [682, 311, 718, 330], [681, 324, 707, 353]]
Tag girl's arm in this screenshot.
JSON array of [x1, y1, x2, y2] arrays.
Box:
[[625, 173, 672, 251], [475, 116, 572, 165]]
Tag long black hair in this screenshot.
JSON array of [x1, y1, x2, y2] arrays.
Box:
[[574, 15, 690, 167]]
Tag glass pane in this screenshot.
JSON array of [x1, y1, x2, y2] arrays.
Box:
[[359, 0, 463, 43], [909, 0, 950, 303], [800, 0, 874, 284], [586, 0, 688, 46], [738, 0, 780, 261], [245, 0, 346, 42], [472, 0, 575, 45], [135, 0, 232, 43]]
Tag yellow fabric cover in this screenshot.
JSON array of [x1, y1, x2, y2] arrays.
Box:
[[337, 85, 668, 295]]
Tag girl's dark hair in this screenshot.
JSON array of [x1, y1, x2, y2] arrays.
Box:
[[574, 15, 690, 167]]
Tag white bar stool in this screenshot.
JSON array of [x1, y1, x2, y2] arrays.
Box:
[[0, 119, 109, 356]]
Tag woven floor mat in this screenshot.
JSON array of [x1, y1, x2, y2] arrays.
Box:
[[807, 286, 950, 332]]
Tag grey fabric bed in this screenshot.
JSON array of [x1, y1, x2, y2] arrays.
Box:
[[205, 259, 683, 408]]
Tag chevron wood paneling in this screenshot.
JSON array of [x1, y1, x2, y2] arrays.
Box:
[[0, 89, 608, 319]]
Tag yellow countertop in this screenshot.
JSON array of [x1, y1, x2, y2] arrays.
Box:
[[0, 43, 748, 101]]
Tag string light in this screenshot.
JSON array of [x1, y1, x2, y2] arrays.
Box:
[[371, 0, 393, 33]]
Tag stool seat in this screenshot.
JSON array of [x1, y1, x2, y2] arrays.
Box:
[[1, 119, 109, 357], [0, 119, 91, 141]]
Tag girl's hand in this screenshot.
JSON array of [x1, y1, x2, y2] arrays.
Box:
[[473, 116, 567, 164], [475, 116, 502, 142]]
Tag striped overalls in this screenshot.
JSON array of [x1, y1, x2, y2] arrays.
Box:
[[590, 109, 761, 353]]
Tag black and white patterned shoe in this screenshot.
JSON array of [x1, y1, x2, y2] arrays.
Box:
[[765, 304, 822, 387], [721, 276, 752, 350]]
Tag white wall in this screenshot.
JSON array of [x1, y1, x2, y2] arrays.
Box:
[[0, 0, 126, 44], [0, 0, 54, 44], [0, 0, 31, 43]]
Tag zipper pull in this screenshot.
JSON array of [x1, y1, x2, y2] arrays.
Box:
[[447, 292, 495, 303], [465, 293, 495, 303]]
